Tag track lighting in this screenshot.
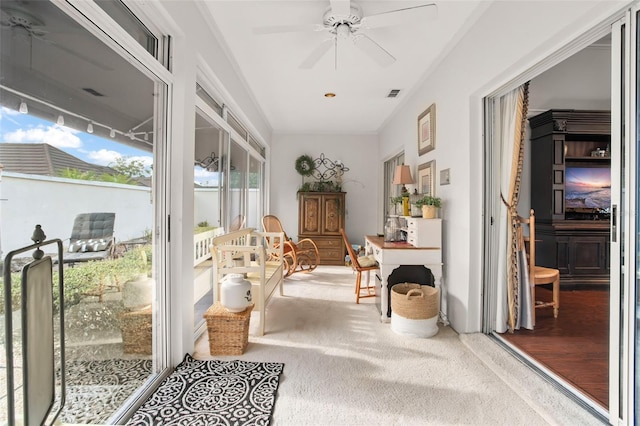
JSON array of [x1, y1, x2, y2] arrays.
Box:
[[2, 85, 150, 143]]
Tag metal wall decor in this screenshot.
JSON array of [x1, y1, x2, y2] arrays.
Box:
[[195, 152, 235, 171], [311, 153, 349, 182]]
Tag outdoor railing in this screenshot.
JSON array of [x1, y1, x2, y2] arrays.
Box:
[[194, 229, 220, 267]]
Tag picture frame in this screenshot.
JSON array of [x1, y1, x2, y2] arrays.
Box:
[[418, 103, 436, 155], [418, 160, 436, 196]]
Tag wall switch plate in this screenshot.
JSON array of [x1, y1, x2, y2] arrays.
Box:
[[440, 168, 450, 185]]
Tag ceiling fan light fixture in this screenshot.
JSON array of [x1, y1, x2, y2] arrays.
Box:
[[336, 23, 351, 39], [324, 92, 336, 98]]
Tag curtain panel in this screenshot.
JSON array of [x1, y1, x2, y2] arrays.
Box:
[[494, 82, 531, 333]]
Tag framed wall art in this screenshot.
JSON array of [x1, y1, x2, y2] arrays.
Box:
[[418, 160, 436, 196], [418, 103, 436, 155]]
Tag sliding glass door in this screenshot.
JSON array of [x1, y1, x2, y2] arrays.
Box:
[[610, 4, 638, 422], [0, 0, 170, 423]]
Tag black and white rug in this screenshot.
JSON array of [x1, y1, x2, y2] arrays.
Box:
[[127, 354, 284, 425], [58, 358, 153, 424]]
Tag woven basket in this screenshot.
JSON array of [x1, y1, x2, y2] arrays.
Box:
[[391, 283, 439, 320], [204, 302, 254, 355], [120, 306, 152, 355]]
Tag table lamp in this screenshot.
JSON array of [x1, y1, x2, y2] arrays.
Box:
[[393, 165, 413, 216]]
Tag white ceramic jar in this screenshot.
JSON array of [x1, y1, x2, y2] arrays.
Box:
[[220, 273, 252, 312]]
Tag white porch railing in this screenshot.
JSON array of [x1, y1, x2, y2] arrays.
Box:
[[193, 229, 221, 267]]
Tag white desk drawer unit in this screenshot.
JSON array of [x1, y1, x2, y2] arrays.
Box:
[[406, 218, 442, 248]]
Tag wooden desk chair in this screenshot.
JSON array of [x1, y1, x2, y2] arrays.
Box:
[[262, 215, 319, 277], [229, 214, 245, 231], [340, 228, 378, 303], [517, 209, 560, 326]]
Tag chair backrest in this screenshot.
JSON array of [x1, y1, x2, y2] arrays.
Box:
[[340, 228, 361, 270], [69, 212, 116, 242], [229, 214, 245, 231], [516, 208, 536, 282], [262, 215, 290, 241]]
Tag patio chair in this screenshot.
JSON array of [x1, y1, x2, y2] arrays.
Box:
[[62, 212, 116, 264], [262, 214, 320, 277]]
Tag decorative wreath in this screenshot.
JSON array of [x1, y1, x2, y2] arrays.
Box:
[[295, 154, 315, 176]]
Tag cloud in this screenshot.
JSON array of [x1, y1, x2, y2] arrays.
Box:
[[128, 155, 153, 169], [87, 149, 122, 165], [4, 124, 82, 148], [0, 107, 21, 126], [0, 106, 20, 117]]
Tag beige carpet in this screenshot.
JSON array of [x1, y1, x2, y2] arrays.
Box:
[[194, 266, 602, 425]]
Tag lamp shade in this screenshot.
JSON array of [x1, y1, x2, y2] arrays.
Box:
[[392, 165, 413, 185]]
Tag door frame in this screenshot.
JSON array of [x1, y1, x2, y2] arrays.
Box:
[[481, 7, 635, 423]]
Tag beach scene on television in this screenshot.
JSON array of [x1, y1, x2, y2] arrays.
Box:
[[565, 167, 611, 210]]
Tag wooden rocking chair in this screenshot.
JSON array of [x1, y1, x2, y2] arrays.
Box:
[[262, 215, 320, 277]]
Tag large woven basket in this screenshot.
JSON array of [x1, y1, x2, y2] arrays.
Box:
[[391, 283, 439, 320], [204, 302, 254, 355]]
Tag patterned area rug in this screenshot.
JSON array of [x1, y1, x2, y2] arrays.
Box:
[[59, 358, 152, 424], [127, 354, 284, 425]]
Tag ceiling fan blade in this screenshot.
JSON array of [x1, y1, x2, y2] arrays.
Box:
[[361, 3, 437, 29], [330, 0, 351, 17], [252, 24, 324, 35], [353, 34, 395, 67], [300, 37, 335, 69]]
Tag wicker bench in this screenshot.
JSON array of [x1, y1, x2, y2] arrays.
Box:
[[210, 228, 285, 336]]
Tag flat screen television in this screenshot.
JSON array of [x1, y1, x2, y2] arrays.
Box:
[[565, 166, 611, 217]]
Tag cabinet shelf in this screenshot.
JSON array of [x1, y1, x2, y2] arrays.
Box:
[[566, 156, 610, 161]]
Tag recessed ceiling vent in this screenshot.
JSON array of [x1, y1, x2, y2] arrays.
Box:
[[82, 88, 105, 97], [387, 89, 400, 98]]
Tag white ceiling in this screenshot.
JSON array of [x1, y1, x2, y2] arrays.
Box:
[[204, 1, 486, 135]]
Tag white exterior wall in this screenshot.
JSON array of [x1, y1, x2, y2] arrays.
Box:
[[0, 173, 152, 254], [378, 1, 625, 333], [269, 133, 378, 247]]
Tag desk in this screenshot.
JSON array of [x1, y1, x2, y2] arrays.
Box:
[[365, 235, 444, 323]]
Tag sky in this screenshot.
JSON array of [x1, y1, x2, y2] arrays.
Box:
[[0, 106, 153, 171], [0, 106, 222, 186]]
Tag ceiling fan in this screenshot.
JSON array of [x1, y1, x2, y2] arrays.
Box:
[[0, 7, 47, 36], [253, 0, 437, 69], [0, 5, 110, 69]]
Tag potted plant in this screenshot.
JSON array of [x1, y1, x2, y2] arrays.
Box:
[[390, 195, 404, 215], [414, 195, 442, 219]]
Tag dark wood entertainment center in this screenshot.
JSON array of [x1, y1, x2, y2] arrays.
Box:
[[529, 109, 611, 287]]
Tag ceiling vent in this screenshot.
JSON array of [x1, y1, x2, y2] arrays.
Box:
[[386, 89, 400, 98], [82, 88, 105, 97]]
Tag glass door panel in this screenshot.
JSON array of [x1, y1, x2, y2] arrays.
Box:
[[193, 108, 226, 331], [247, 155, 263, 230], [228, 140, 247, 231], [0, 1, 166, 422]]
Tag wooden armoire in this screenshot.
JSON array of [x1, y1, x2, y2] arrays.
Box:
[[298, 192, 346, 265]]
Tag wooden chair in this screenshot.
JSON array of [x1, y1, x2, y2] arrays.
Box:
[[262, 215, 320, 277], [516, 209, 560, 326], [340, 228, 378, 304], [229, 214, 245, 231]]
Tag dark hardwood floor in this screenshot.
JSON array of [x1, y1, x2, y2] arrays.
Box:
[[500, 286, 609, 409]]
